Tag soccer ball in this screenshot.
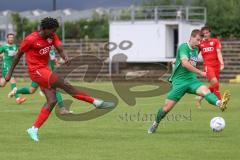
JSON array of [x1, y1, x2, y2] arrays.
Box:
[[210, 117, 225, 132]]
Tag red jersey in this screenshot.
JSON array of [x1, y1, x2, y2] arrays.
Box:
[[19, 32, 61, 73], [198, 38, 221, 66]]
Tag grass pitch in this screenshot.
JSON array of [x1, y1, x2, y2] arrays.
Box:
[[0, 82, 239, 160]]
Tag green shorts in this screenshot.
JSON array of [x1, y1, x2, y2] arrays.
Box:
[[2, 62, 13, 77], [167, 79, 204, 102], [31, 81, 39, 88]]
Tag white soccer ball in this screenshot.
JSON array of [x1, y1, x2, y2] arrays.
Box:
[[210, 117, 225, 132]]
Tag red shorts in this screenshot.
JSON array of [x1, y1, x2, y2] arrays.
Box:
[[204, 65, 220, 81], [29, 67, 58, 90]]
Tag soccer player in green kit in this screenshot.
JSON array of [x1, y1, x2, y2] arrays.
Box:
[[0, 33, 26, 104], [148, 29, 231, 134], [8, 49, 71, 114]]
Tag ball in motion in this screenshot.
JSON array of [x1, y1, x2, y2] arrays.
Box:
[[210, 117, 225, 132]]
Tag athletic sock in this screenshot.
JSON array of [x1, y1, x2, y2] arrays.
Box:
[[56, 92, 64, 108], [73, 92, 94, 104], [204, 93, 219, 106], [155, 107, 167, 123], [33, 108, 51, 129], [211, 82, 221, 100], [11, 83, 19, 98], [16, 87, 30, 94]]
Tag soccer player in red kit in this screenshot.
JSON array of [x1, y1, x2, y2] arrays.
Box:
[[5, 17, 115, 142], [196, 26, 225, 106]]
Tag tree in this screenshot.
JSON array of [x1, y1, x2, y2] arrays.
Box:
[[142, 0, 240, 39], [11, 13, 38, 41]]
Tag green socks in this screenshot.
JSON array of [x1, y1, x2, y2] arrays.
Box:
[[11, 83, 19, 98], [156, 107, 167, 123], [16, 87, 30, 94], [204, 93, 219, 106], [56, 92, 64, 108], [154, 93, 218, 124]]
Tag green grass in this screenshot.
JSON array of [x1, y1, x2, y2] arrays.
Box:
[[0, 82, 239, 160]]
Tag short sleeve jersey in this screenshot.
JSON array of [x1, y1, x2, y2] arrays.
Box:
[[19, 32, 61, 73]]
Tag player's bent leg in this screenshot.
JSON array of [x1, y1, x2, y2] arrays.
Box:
[[209, 78, 221, 100], [9, 86, 38, 98], [8, 87, 18, 98], [52, 77, 115, 109], [55, 92, 73, 115], [27, 88, 57, 142], [148, 99, 177, 134], [9, 78, 26, 104], [209, 77, 218, 85], [29, 87, 38, 94], [53, 79, 94, 103], [195, 96, 204, 108], [207, 66, 222, 100], [148, 82, 187, 134], [1, 65, 8, 87], [196, 85, 219, 105], [29, 82, 39, 94], [195, 79, 219, 108], [196, 85, 230, 111], [8, 78, 18, 98]]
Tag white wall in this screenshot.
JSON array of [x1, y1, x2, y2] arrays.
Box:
[[110, 21, 167, 62], [179, 22, 204, 44], [109, 21, 204, 62]]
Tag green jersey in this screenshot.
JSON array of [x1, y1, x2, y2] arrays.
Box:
[[169, 43, 199, 83], [0, 43, 18, 63]]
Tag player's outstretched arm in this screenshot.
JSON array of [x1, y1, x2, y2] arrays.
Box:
[[181, 59, 206, 77], [5, 51, 23, 82], [55, 45, 70, 65]]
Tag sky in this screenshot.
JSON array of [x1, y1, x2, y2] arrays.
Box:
[[0, 0, 142, 11]]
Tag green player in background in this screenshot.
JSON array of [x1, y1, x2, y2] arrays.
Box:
[[0, 33, 26, 104], [8, 49, 72, 115], [148, 29, 231, 134]]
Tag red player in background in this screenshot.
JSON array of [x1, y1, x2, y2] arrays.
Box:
[[197, 26, 224, 107]]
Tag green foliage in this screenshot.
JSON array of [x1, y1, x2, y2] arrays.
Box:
[[203, 0, 240, 38], [142, 0, 240, 39], [11, 13, 38, 41], [11, 12, 109, 41], [11, 1, 240, 39], [56, 17, 109, 39]]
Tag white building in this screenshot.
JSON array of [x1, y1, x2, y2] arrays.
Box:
[[109, 6, 206, 63]]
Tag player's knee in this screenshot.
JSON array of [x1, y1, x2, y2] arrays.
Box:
[[163, 107, 170, 113], [163, 100, 176, 113], [29, 88, 37, 94], [211, 82, 219, 89], [210, 78, 218, 85], [197, 85, 210, 96]]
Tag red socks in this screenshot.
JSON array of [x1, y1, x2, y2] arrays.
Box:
[[33, 92, 94, 129], [33, 108, 51, 129], [73, 92, 94, 104], [209, 82, 221, 100]]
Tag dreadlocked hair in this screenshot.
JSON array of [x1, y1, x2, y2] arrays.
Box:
[[40, 17, 59, 30]]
